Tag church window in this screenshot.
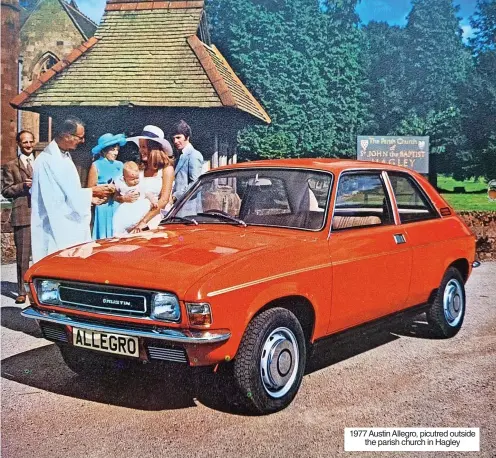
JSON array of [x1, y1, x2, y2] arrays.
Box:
[[38, 54, 58, 75]]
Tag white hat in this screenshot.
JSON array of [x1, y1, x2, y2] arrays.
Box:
[[128, 125, 172, 155]]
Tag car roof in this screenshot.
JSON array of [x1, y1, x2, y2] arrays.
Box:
[[209, 158, 420, 176]]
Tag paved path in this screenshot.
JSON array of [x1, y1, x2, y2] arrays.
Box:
[[1, 262, 495, 457]]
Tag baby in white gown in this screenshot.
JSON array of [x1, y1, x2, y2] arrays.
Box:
[[113, 162, 158, 234]]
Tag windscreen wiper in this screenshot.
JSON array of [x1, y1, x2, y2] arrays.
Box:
[[196, 211, 247, 227], [161, 216, 199, 226]]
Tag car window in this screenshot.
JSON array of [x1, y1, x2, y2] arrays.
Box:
[[332, 172, 393, 231], [388, 172, 438, 223], [169, 168, 332, 231]]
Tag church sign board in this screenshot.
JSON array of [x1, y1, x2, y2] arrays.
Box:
[[357, 136, 429, 174]]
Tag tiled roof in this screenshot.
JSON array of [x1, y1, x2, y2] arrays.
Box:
[[62, 1, 98, 40], [20, 0, 97, 38], [12, 0, 270, 124]]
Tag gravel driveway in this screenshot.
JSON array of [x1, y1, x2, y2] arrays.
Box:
[[1, 262, 495, 457]]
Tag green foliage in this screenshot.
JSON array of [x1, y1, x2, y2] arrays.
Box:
[[205, 0, 494, 180], [470, 0, 496, 56], [362, 22, 408, 135], [360, 0, 474, 176], [462, 0, 496, 181], [206, 0, 366, 160], [404, 0, 471, 116], [392, 107, 468, 176]]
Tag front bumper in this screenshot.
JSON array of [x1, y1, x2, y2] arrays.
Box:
[[21, 306, 231, 344]]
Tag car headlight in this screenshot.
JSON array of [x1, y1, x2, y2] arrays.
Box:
[[36, 280, 61, 305], [151, 293, 180, 322]]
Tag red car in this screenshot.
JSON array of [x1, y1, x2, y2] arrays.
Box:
[[22, 159, 476, 414]]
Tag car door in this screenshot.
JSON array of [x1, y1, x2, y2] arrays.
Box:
[[386, 172, 448, 307], [327, 171, 413, 334]]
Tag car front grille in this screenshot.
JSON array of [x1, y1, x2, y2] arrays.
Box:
[[55, 281, 152, 317]]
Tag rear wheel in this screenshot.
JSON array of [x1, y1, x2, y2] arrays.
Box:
[[233, 308, 306, 414], [426, 267, 466, 338]]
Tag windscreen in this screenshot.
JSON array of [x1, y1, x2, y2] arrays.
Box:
[[168, 168, 332, 231]]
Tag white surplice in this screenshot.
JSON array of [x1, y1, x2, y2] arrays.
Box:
[[31, 140, 92, 262]]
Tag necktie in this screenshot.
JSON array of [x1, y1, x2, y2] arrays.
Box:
[[26, 157, 33, 176]]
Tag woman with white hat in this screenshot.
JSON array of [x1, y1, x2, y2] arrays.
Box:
[[127, 125, 175, 231], [87, 133, 126, 239]]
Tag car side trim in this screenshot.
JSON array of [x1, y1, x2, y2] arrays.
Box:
[[206, 262, 334, 297], [21, 307, 231, 344]]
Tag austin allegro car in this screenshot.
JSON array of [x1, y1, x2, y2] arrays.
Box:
[[22, 159, 476, 414]]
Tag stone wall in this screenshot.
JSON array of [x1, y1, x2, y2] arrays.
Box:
[[1, 207, 15, 263], [459, 212, 496, 261], [1, 208, 494, 264]]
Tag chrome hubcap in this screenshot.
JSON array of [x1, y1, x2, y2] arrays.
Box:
[[260, 327, 299, 398], [443, 279, 464, 327]]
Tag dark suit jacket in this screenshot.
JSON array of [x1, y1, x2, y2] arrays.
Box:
[[1, 156, 32, 227]]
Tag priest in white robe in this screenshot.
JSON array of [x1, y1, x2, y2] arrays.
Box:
[[31, 118, 114, 262]]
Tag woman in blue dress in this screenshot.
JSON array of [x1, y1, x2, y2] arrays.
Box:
[[87, 133, 127, 239]]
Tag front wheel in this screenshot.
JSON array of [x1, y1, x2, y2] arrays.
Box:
[[233, 308, 306, 414], [426, 267, 466, 338]]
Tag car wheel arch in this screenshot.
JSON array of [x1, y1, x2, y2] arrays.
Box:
[[448, 258, 470, 283], [252, 295, 316, 345], [428, 258, 470, 305]]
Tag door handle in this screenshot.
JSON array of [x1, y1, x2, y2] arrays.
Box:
[[394, 234, 406, 244]]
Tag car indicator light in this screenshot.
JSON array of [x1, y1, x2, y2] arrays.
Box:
[[186, 302, 212, 326]]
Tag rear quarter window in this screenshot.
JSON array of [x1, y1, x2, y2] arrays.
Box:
[[388, 172, 439, 223]]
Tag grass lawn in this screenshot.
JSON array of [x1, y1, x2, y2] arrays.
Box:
[[437, 175, 495, 211], [441, 192, 496, 212], [437, 175, 488, 192]]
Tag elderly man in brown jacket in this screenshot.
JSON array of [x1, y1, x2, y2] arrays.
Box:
[[1, 130, 36, 304]]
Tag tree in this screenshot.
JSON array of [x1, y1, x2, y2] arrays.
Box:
[[362, 22, 408, 135], [400, 0, 473, 176], [404, 0, 471, 116], [463, 0, 496, 180], [319, 0, 369, 157], [206, 0, 365, 160]]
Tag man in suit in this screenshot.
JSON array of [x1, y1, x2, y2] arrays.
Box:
[[171, 120, 203, 216], [1, 130, 36, 304]]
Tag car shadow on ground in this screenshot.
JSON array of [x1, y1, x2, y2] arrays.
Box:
[[389, 313, 446, 340], [305, 328, 399, 374], [1, 312, 442, 416], [1, 344, 199, 410], [306, 312, 442, 374], [1, 306, 43, 338], [1, 281, 18, 300]]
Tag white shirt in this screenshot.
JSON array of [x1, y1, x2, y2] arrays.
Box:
[[19, 153, 34, 170]]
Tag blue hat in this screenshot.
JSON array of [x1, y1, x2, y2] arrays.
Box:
[[91, 133, 127, 155]]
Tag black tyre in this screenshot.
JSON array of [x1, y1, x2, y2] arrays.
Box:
[[58, 344, 131, 379], [426, 267, 466, 338], [233, 308, 306, 414]]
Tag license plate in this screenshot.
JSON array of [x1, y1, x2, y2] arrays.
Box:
[[73, 327, 139, 358]]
